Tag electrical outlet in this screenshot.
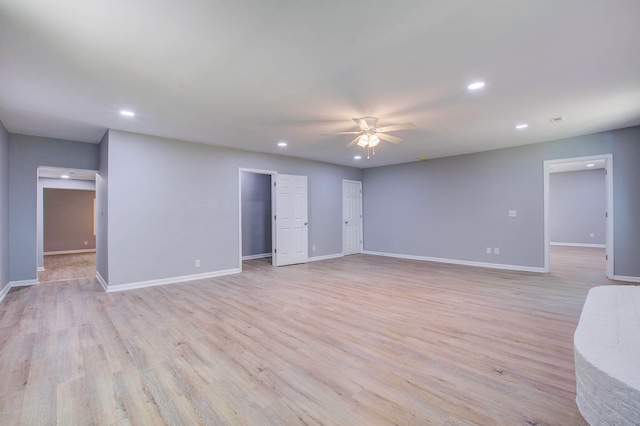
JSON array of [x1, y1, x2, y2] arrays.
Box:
[[195, 259, 200, 267], [509, 210, 517, 217], [312, 245, 316, 251], [486, 247, 492, 254], [494, 248, 500, 255], [84, 241, 88, 246], [589, 233, 594, 238]]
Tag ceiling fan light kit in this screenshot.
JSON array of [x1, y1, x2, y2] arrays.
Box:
[[357, 133, 381, 159], [329, 116, 416, 159], [357, 134, 380, 148]]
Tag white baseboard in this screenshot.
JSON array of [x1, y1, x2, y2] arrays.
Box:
[[37, 266, 45, 272], [0, 283, 11, 303], [9, 279, 39, 287], [550, 242, 606, 248], [45, 249, 96, 256], [308, 253, 344, 262], [362, 251, 546, 273], [0, 279, 40, 304], [613, 275, 640, 283], [105, 268, 241, 293], [242, 253, 272, 260], [96, 271, 108, 292]]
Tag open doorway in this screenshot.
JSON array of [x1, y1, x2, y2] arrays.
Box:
[[543, 155, 613, 278], [37, 167, 97, 282], [239, 169, 275, 268]]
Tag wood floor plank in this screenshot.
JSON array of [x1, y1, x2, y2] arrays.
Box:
[[0, 246, 622, 424], [38, 252, 96, 283]]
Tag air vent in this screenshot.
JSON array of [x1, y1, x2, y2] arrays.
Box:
[[549, 116, 566, 124]]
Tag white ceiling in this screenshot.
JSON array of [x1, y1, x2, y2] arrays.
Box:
[[1, 0, 639, 168]]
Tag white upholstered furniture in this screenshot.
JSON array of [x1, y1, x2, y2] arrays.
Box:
[[574, 285, 640, 425]]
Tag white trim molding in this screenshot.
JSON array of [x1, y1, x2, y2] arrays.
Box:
[[96, 272, 109, 292], [9, 279, 39, 287], [308, 253, 344, 262], [363, 251, 546, 273], [0, 279, 40, 304], [544, 154, 614, 277], [613, 275, 640, 283], [550, 242, 606, 248], [45, 249, 96, 256], [238, 167, 278, 273], [38, 266, 45, 272], [242, 253, 271, 261], [104, 268, 241, 293], [0, 283, 11, 303]]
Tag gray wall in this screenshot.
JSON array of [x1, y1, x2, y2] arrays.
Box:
[[96, 131, 109, 283], [241, 172, 272, 257], [0, 121, 9, 292], [37, 177, 96, 268], [363, 126, 640, 277], [8, 134, 99, 282], [6, 125, 638, 286], [43, 188, 96, 253], [104, 130, 362, 286], [550, 169, 605, 245]]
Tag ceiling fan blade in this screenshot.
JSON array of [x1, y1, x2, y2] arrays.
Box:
[[346, 135, 361, 147], [375, 122, 416, 132], [377, 133, 402, 144], [320, 131, 361, 136]]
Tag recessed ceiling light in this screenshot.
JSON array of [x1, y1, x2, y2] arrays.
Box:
[[354, 155, 362, 160], [61, 174, 70, 179], [586, 163, 595, 167], [277, 141, 287, 147], [120, 110, 135, 117], [467, 81, 485, 90], [515, 123, 529, 129]]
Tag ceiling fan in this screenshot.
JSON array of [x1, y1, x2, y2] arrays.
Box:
[[327, 116, 416, 159]]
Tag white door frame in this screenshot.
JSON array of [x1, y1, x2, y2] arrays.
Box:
[[36, 167, 98, 277], [238, 168, 276, 272], [342, 179, 363, 255], [543, 154, 613, 277]]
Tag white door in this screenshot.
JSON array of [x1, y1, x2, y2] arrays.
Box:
[[273, 174, 308, 266], [343, 180, 363, 255]]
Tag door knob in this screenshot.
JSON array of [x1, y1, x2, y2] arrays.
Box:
[[304, 222, 308, 225], [345, 221, 348, 224]]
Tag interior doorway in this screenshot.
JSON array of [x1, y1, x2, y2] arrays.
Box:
[[240, 170, 274, 263], [238, 168, 310, 269], [543, 154, 613, 278], [37, 166, 98, 282]]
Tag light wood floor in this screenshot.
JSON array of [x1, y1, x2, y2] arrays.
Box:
[[0, 247, 623, 425], [38, 253, 96, 283]]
